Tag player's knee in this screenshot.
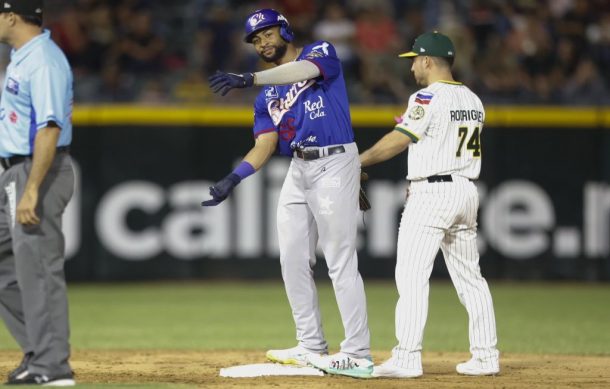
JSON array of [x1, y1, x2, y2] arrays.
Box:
[[279, 254, 314, 271]]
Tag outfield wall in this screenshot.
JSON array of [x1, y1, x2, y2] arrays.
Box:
[[57, 105, 610, 281]]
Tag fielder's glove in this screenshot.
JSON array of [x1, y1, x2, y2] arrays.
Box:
[[359, 171, 371, 211], [208, 71, 255, 96], [201, 173, 242, 206]]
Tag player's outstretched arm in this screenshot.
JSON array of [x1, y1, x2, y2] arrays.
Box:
[[359, 130, 412, 168], [208, 62, 320, 95], [253, 60, 320, 86], [201, 132, 278, 206], [209, 71, 255, 96]]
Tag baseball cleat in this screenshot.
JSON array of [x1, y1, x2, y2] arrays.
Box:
[[456, 358, 500, 376], [5, 371, 75, 386], [266, 345, 326, 367], [372, 359, 422, 378], [307, 352, 373, 379], [7, 352, 33, 381]]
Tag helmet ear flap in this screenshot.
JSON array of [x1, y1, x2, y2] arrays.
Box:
[[279, 23, 294, 42]]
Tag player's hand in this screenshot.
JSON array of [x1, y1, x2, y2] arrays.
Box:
[[208, 71, 255, 96], [201, 173, 242, 206], [17, 189, 41, 225]]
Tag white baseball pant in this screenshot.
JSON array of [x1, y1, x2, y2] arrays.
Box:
[[276, 142, 370, 358], [392, 175, 499, 370]]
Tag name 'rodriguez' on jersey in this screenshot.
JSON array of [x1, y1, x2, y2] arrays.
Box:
[[395, 81, 485, 181], [251, 40, 354, 156]]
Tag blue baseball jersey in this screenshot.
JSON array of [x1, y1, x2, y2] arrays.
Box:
[[0, 30, 73, 158], [252, 41, 354, 156]]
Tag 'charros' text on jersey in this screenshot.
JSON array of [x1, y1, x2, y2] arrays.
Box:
[[252, 40, 354, 156], [266, 79, 315, 125]]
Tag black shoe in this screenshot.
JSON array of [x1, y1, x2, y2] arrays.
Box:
[[5, 371, 75, 386], [7, 352, 33, 381]]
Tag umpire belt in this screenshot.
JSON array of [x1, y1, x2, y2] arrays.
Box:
[[294, 145, 345, 161], [0, 146, 70, 170]]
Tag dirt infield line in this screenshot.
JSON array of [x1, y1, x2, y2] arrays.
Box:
[[1, 350, 609, 388]]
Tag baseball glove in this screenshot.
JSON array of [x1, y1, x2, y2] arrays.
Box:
[[359, 172, 371, 211]]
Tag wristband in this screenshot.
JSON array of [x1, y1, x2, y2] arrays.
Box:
[[232, 161, 256, 180]]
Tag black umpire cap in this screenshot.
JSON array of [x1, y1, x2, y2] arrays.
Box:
[[0, 0, 44, 16]]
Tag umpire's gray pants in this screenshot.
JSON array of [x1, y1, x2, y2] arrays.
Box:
[[0, 152, 74, 377]]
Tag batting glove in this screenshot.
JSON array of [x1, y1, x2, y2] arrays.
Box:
[[359, 171, 371, 211], [201, 173, 242, 206], [208, 71, 255, 96]]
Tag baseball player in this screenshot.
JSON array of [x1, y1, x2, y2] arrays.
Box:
[[202, 9, 373, 378], [359, 32, 500, 378], [0, 0, 75, 386]]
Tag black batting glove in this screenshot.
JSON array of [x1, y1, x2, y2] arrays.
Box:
[[359, 171, 371, 211], [208, 71, 255, 96], [201, 173, 242, 206]]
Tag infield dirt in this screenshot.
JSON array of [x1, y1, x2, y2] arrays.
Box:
[[1, 350, 609, 388]]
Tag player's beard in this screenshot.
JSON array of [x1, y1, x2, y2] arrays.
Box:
[[259, 42, 288, 63]]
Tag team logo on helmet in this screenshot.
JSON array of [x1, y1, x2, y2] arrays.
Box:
[[248, 12, 266, 27], [244, 9, 293, 43]]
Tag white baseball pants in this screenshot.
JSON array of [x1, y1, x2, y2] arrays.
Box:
[[392, 175, 499, 370], [276, 142, 370, 358]]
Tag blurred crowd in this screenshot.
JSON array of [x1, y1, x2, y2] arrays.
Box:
[[1, 0, 609, 105]]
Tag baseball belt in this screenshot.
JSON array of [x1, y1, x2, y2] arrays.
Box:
[[294, 145, 345, 161], [0, 146, 70, 170]]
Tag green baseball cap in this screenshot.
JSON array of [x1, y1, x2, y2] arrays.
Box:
[[399, 31, 455, 58]]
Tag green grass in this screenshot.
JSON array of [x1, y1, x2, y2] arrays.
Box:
[[1, 281, 609, 354]]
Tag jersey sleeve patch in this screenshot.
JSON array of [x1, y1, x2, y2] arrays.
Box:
[[305, 41, 332, 58], [414, 92, 434, 105], [394, 125, 420, 143], [302, 41, 339, 81], [407, 105, 425, 120], [264, 86, 279, 99]]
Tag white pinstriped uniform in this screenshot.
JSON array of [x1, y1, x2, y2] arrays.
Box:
[[397, 82, 483, 180], [391, 81, 499, 372]]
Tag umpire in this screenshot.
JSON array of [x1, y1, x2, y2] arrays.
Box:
[[0, 0, 75, 386]]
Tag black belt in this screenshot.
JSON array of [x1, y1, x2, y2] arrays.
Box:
[[427, 175, 453, 183], [425, 175, 473, 183], [294, 145, 345, 161], [0, 146, 70, 170]]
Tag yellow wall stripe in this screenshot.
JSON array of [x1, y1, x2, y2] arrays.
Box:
[[72, 105, 609, 128]]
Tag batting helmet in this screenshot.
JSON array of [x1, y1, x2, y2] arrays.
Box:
[[244, 9, 294, 43]]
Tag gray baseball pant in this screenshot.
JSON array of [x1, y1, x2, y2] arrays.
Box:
[[276, 142, 371, 358], [0, 152, 74, 377]]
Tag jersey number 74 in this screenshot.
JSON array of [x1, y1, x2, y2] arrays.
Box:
[[456, 126, 481, 158]]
